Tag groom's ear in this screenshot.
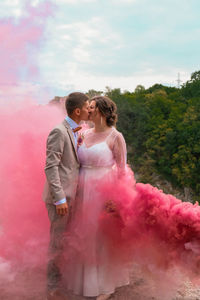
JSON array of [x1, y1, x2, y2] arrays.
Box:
[[74, 108, 81, 116]]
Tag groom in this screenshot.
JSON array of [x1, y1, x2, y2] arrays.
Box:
[[43, 92, 89, 300]]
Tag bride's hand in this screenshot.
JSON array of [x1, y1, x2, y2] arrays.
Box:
[[104, 200, 116, 213]]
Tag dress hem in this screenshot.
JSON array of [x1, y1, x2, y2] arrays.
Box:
[[68, 281, 130, 297]]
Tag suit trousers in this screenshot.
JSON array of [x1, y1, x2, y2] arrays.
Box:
[[46, 203, 70, 291]]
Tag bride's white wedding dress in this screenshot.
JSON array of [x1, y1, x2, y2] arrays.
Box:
[[64, 126, 200, 298], [64, 127, 129, 297]]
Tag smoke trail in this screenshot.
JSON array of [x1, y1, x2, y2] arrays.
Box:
[[0, 2, 64, 299]]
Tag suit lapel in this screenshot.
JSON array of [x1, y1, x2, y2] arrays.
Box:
[[62, 119, 79, 161]]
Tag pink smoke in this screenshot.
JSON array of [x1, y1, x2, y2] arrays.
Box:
[[1, 2, 200, 298], [0, 2, 62, 299], [61, 166, 200, 298], [0, 1, 54, 101], [96, 174, 200, 278], [0, 103, 64, 299]]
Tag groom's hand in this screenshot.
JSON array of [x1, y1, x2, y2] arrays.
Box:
[[56, 202, 68, 216]]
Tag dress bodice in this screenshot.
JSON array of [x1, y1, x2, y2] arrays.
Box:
[[77, 127, 127, 171], [78, 141, 115, 168]]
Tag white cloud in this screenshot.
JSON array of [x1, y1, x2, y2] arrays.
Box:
[[111, 0, 138, 3], [1, 0, 20, 6], [31, 0, 42, 6], [0, 65, 192, 104], [38, 64, 191, 101], [0, 0, 23, 18], [37, 4, 195, 100], [1, 0, 198, 101], [39, 16, 121, 74], [0, 0, 48, 18], [55, 0, 96, 3]]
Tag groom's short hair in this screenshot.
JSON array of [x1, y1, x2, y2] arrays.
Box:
[[65, 92, 89, 116]]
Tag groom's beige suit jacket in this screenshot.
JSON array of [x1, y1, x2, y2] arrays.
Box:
[[43, 119, 80, 205]]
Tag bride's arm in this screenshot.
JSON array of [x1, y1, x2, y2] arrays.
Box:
[[104, 132, 127, 213], [112, 131, 127, 177]]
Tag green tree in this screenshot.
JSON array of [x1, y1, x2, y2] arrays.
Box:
[[86, 89, 103, 98], [182, 70, 200, 98], [134, 85, 145, 94]]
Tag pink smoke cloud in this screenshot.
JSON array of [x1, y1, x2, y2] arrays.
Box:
[[0, 102, 64, 299], [0, 1, 55, 101], [0, 2, 64, 299]]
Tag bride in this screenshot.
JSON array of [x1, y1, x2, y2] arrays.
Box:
[[63, 95, 130, 300], [63, 95, 200, 300]]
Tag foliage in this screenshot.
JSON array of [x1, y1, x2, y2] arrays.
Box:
[[91, 71, 200, 202], [182, 70, 200, 99], [86, 89, 103, 98]]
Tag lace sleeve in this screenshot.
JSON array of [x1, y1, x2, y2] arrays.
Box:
[[112, 131, 127, 176]]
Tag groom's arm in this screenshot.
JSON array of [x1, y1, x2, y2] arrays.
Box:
[[45, 128, 68, 215]]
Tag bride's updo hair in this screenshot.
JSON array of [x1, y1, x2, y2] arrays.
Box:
[[91, 96, 118, 127]]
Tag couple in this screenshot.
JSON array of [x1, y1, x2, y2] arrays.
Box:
[[44, 92, 129, 300]]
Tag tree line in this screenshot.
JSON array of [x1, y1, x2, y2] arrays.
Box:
[[87, 71, 200, 202]]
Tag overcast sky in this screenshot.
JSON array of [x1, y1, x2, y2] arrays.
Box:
[[0, 0, 200, 102]]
